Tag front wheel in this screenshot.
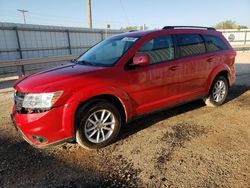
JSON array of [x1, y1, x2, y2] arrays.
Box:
[[75, 101, 121, 150], [204, 76, 229, 107]]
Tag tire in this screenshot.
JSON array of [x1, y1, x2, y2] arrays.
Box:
[[75, 100, 121, 150], [204, 76, 229, 107]]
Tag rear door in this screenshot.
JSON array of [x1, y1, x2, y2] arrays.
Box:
[[202, 34, 231, 72], [174, 34, 208, 95]]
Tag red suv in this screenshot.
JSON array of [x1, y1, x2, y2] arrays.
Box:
[[11, 26, 236, 149]]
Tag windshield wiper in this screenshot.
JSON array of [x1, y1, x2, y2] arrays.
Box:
[[75, 60, 95, 66], [75, 60, 109, 67]]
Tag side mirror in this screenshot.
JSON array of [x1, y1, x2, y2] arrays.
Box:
[[132, 53, 150, 66]]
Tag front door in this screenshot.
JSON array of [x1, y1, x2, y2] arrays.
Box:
[[124, 34, 184, 115]]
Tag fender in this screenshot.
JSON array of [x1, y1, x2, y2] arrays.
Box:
[[60, 84, 133, 136], [205, 64, 230, 93]]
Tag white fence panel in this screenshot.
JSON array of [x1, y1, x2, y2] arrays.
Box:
[[0, 22, 122, 75], [220, 29, 250, 46]]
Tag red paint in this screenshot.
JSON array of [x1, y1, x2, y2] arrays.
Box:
[[12, 28, 236, 147], [133, 53, 150, 66]]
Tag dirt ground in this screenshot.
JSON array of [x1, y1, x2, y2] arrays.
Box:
[[0, 53, 250, 187]]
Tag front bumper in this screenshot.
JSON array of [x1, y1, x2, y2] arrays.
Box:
[[11, 104, 74, 148]]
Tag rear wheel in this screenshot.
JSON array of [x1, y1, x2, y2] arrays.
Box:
[[75, 101, 121, 150], [204, 76, 229, 107]]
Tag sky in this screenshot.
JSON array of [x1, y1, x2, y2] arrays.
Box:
[[0, 0, 250, 29]]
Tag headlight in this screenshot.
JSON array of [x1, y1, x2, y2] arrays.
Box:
[[22, 91, 63, 109]]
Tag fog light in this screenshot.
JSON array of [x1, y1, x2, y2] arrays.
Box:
[[31, 135, 48, 143]]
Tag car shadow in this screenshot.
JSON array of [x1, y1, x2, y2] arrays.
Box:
[[118, 99, 204, 142], [0, 136, 140, 187], [0, 137, 93, 187], [226, 85, 250, 102], [117, 85, 250, 142]]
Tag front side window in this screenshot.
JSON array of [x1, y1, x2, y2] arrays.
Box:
[[176, 34, 206, 58], [138, 35, 174, 64], [203, 35, 228, 52], [77, 36, 139, 66]]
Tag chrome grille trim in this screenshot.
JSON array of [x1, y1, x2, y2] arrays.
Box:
[[14, 90, 25, 112]]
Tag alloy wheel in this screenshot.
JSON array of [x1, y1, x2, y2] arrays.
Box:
[[84, 109, 115, 143], [212, 80, 226, 103]]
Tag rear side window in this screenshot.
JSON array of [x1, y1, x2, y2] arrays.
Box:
[[138, 35, 174, 64], [175, 34, 206, 58], [203, 35, 228, 52]]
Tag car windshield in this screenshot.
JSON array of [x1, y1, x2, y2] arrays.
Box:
[[76, 36, 140, 66]]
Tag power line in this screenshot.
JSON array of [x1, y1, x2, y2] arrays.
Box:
[[3, 6, 140, 29], [17, 9, 28, 24], [119, 0, 130, 26]]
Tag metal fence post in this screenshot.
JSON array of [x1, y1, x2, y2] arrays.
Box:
[[244, 31, 247, 45], [100, 31, 104, 40], [14, 26, 25, 77], [66, 30, 72, 54]]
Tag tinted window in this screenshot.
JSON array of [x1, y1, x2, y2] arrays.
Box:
[[138, 35, 174, 64], [203, 35, 228, 52], [176, 34, 206, 57]]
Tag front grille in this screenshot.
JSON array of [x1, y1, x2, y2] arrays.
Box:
[[15, 90, 25, 98], [14, 90, 25, 113]]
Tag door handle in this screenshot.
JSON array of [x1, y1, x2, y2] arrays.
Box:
[[169, 65, 179, 71], [206, 58, 214, 62]]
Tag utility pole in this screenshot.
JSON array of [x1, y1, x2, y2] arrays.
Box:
[[17, 9, 28, 24], [87, 0, 92, 29]]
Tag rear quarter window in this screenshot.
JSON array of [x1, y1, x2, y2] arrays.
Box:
[[203, 35, 228, 52], [175, 34, 206, 58]]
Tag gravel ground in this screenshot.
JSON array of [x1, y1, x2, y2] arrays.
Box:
[[0, 52, 250, 187], [0, 85, 249, 188]]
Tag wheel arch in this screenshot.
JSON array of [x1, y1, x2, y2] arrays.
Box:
[[74, 94, 128, 130], [206, 64, 230, 94], [216, 70, 230, 85]]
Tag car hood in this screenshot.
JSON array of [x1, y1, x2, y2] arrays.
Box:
[[13, 63, 106, 93]]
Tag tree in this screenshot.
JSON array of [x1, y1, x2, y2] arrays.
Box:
[[215, 20, 248, 29], [121, 26, 137, 31], [121, 25, 148, 31]]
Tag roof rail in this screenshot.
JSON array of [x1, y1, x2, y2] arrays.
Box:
[[162, 26, 216, 31]]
